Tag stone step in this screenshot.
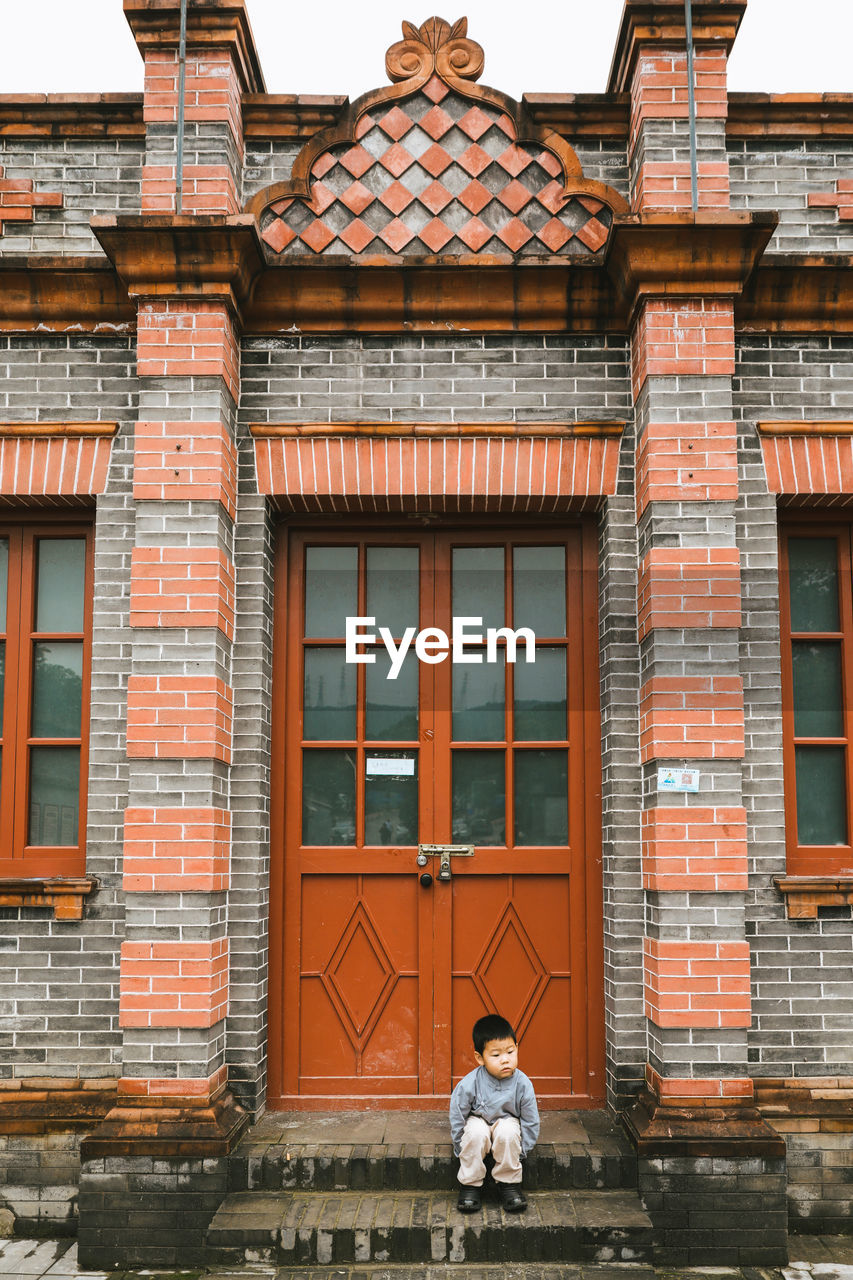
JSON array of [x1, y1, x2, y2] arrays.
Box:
[[207, 1187, 655, 1267], [228, 1139, 637, 1193], [227, 1113, 637, 1194]]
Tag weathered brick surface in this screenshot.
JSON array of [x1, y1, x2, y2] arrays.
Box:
[[241, 334, 632, 423], [0, 141, 143, 254], [639, 1155, 787, 1267], [734, 335, 853, 420], [78, 1153, 227, 1269], [729, 140, 853, 252]]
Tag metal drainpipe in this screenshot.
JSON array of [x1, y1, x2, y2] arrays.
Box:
[[685, 0, 699, 214], [175, 0, 188, 214]]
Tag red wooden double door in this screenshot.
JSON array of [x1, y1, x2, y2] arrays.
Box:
[[269, 524, 603, 1106]]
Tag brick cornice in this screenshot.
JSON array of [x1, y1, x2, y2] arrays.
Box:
[[91, 214, 264, 317], [738, 254, 853, 333], [123, 0, 265, 94], [607, 211, 777, 317], [0, 256, 134, 331], [607, 0, 747, 95], [6, 244, 853, 336]]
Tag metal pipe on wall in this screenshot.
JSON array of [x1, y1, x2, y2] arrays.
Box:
[[685, 0, 699, 213], [175, 0, 188, 214]]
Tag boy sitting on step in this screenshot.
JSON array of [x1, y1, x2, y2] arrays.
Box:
[[450, 1013, 540, 1214]]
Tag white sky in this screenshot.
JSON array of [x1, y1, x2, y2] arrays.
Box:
[[0, 0, 851, 98]]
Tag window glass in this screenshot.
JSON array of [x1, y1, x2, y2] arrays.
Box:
[[366, 547, 418, 636], [303, 648, 356, 741], [302, 750, 356, 845], [452, 750, 505, 845], [453, 655, 505, 742], [365, 751, 417, 845], [28, 746, 80, 846], [366, 649, 418, 740], [32, 643, 84, 739], [451, 547, 504, 632], [305, 546, 357, 638], [36, 539, 86, 633], [788, 538, 839, 633], [513, 546, 566, 636], [795, 745, 847, 846], [514, 750, 568, 846], [514, 647, 566, 740]]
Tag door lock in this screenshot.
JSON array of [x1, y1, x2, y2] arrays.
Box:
[[417, 843, 474, 881]]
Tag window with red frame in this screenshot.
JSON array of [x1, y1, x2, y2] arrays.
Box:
[[0, 523, 93, 878], [780, 523, 853, 875]]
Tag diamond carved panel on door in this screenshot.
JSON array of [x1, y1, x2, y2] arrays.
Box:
[[271, 525, 603, 1107]]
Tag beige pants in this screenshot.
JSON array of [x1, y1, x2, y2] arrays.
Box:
[[457, 1114, 522, 1186]]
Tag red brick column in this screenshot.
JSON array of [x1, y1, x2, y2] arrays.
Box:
[[612, 0, 756, 1112], [110, 0, 261, 1120], [125, 0, 264, 214]]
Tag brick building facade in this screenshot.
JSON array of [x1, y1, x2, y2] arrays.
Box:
[[0, 0, 851, 1268]]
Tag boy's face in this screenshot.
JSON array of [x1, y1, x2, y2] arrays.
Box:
[[475, 1036, 518, 1080]]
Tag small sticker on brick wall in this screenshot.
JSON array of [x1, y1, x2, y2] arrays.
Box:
[[657, 767, 700, 794]]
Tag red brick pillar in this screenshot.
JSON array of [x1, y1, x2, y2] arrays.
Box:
[[124, 0, 264, 214], [107, 0, 260, 1135], [611, 0, 758, 1114]]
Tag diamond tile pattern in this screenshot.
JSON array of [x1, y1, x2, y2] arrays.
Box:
[[261, 77, 612, 259]]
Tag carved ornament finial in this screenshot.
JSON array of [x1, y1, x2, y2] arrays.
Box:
[[385, 16, 485, 88]]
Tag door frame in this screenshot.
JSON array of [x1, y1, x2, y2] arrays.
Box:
[[267, 516, 605, 1108]]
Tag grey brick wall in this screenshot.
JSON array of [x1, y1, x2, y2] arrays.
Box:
[[0, 338, 136, 1089], [241, 334, 632, 423], [729, 140, 853, 253], [242, 142, 301, 204], [598, 485, 646, 1108], [734, 336, 853, 420], [0, 141, 143, 255]]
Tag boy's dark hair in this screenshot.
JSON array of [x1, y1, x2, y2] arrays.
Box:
[[472, 1014, 517, 1054]]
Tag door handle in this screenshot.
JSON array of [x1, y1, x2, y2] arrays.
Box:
[[419, 872, 433, 888]]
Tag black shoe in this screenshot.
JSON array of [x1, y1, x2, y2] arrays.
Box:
[[457, 1184, 482, 1213], [497, 1182, 527, 1213]]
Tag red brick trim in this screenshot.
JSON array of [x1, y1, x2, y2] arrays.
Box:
[[638, 547, 741, 637], [631, 299, 735, 397], [117, 1064, 228, 1100], [634, 160, 730, 213], [646, 1064, 754, 1102], [133, 419, 237, 517], [808, 180, 853, 221], [119, 939, 228, 1029], [0, 423, 116, 501], [137, 301, 239, 402], [126, 675, 233, 761], [123, 807, 231, 892], [642, 806, 748, 891], [251, 426, 623, 511], [130, 547, 236, 638], [759, 426, 853, 501], [0, 166, 62, 233], [636, 420, 739, 514], [644, 937, 752, 1028], [640, 676, 745, 761]]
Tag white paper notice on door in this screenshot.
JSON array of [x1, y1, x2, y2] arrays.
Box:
[[366, 757, 415, 776]]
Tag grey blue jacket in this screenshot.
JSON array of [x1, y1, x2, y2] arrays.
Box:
[[449, 1066, 540, 1158]]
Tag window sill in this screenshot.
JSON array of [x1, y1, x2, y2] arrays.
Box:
[[0, 876, 98, 920], [773, 875, 853, 919]]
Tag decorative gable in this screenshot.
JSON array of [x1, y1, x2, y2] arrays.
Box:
[[247, 17, 627, 261]]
